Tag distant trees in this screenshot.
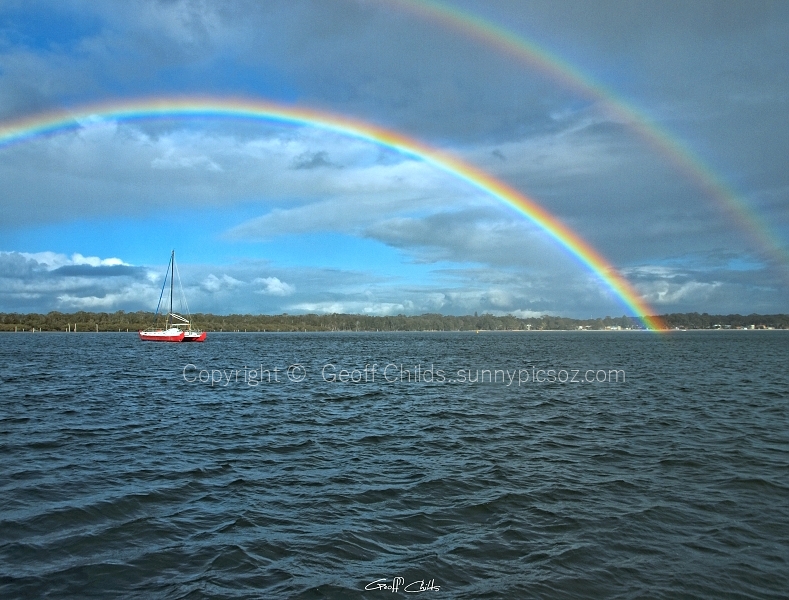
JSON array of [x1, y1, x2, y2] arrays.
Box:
[[660, 312, 789, 329], [0, 311, 786, 332], [0, 310, 152, 332]]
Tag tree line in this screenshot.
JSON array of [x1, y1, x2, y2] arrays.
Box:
[[1, 311, 787, 332]]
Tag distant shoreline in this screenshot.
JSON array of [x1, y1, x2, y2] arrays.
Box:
[[5, 329, 788, 334], [1, 311, 787, 332]]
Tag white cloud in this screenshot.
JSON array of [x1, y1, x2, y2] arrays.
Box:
[[509, 309, 552, 319], [289, 301, 410, 315], [201, 273, 244, 293], [7, 251, 130, 270], [255, 276, 294, 296], [643, 280, 723, 305], [56, 283, 156, 310]]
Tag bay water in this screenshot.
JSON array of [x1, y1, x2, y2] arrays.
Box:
[[1, 331, 787, 598]]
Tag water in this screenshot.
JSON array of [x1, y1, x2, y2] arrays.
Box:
[[1, 331, 787, 598]]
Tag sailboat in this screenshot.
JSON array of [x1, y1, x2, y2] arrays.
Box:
[[138, 251, 207, 343]]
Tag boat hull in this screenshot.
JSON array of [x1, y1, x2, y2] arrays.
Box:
[[182, 331, 207, 342], [138, 329, 185, 342]]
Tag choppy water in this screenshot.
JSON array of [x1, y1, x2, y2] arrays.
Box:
[[1, 331, 788, 598]]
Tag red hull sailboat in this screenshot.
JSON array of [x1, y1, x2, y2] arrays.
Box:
[[139, 251, 206, 343]]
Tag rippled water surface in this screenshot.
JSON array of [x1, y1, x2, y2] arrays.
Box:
[[1, 331, 788, 598]]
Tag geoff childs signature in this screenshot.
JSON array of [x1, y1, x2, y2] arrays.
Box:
[[365, 577, 440, 593]]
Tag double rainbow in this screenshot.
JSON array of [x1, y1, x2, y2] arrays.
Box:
[[0, 96, 666, 330]]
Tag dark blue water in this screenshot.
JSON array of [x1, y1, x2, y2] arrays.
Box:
[[1, 331, 788, 598]]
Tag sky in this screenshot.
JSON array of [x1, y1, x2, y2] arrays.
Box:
[[0, 0, 787, 318]]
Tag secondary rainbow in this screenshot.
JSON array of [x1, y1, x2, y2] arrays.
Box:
[[0, 96, 666, 330], [391, 0, 788, 272]]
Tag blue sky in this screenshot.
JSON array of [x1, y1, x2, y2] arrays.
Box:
[[1, 0, 787, 317]]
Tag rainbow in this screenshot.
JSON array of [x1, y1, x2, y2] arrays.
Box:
[[392, 0, 789, 272], [0, 96, 666, 330]]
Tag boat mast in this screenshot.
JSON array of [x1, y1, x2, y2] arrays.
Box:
[[169, 250, 174, 328]]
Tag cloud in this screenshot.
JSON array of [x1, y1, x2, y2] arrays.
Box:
[[55, 286, 156, 311], [288, 301, 409, 316], [0, 251, 152, 313], [622, 260, 787, 314], [201, 273, 243, 293], [9, 251, 130, 269], [291, 150, 338, 170], [363, 208, 562, 267], [648, 280, 723, 305], [52, 264, 139, 277], [151, 152, 222, 171], [255, 276, 294, 296], [0, 248, 786, 317], [0, 121, 473, 229]]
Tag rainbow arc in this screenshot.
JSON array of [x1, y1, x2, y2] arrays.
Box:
[[392, 0, 788, 271], [0, 96, 667, 330]]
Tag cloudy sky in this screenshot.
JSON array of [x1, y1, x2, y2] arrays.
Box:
[[0, 0, 787, 318]]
